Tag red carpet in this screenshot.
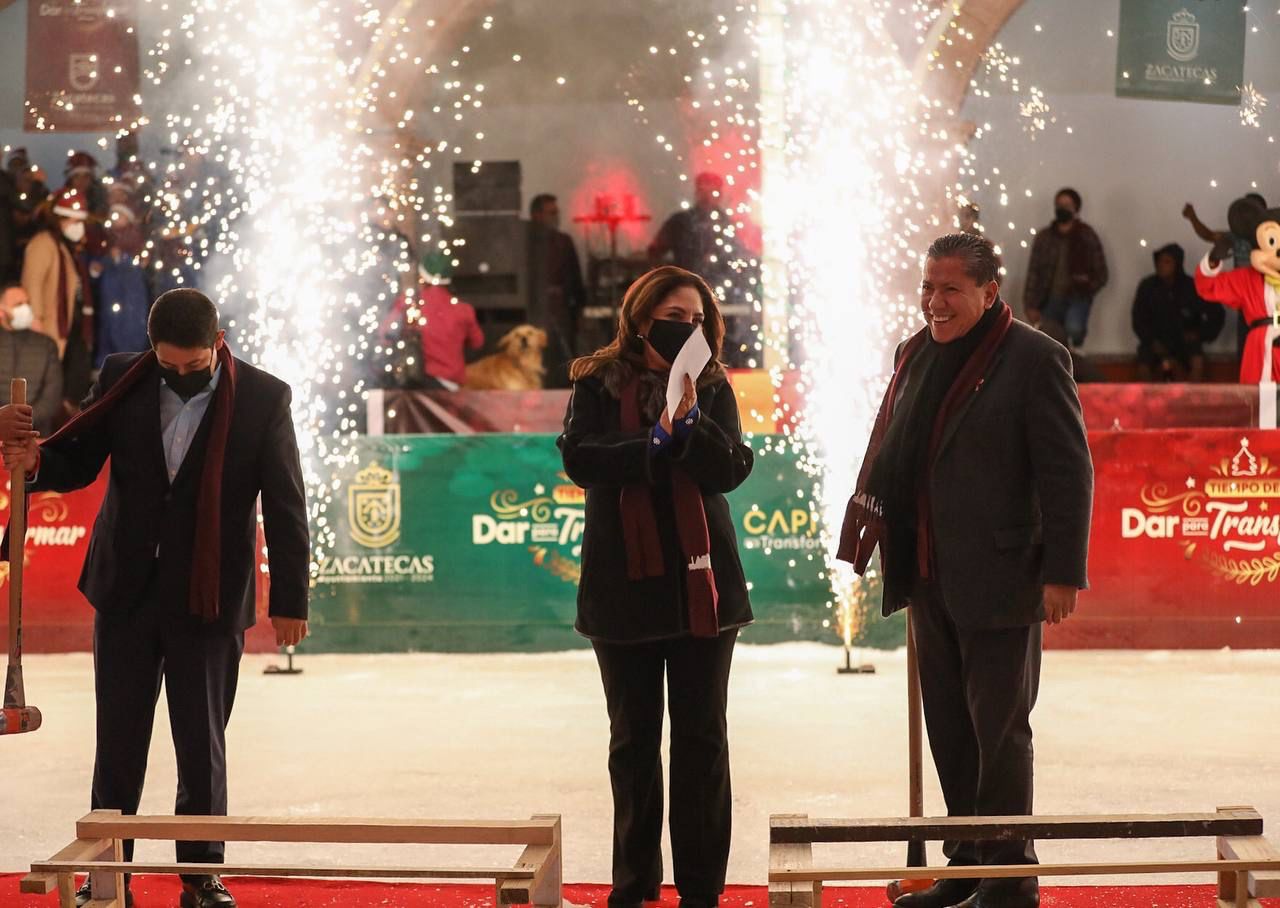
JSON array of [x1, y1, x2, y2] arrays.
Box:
[[4, 876, 1278, 908]]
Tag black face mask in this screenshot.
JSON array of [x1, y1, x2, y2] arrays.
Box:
[[645, 319, 697, 366], [1054, 206, 1075, 224], [160, 352, 214, 402]]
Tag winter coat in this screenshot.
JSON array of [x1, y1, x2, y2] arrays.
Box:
[[558, 362, 754, 643], [21, 229, 79, 357], [1023, 219, 1109, 309]]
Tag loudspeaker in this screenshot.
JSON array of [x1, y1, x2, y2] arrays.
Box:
[[453, 160, 522, 214], [449, 215, 529, 314]]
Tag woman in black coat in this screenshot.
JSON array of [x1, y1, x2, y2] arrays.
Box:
[[558, 266, 753, 908]]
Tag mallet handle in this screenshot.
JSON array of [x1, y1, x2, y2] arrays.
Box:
[[906, 617, 926, 867], [5, 378, 27, 710]]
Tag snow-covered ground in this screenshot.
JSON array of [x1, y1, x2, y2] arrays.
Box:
[[2, 644, 1277, 886]]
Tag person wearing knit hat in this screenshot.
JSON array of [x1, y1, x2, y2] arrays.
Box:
[[379, 248, 482, 389]]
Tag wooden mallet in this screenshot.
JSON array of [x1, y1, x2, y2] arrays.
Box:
[[1, 377, 42, 735]]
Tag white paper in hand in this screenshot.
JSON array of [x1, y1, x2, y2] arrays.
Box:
[[666, 327, 712, 422]]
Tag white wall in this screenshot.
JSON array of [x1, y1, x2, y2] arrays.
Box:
[[962, 0, 1280, 353]]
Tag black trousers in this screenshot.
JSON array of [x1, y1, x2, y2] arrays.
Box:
[[592, 630, 737, 907], [91, 582, 244, 877], [910, 579, 1041, 880]]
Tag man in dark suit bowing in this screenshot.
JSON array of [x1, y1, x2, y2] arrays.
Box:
[[840, 233, 1093, 908], [2, 288, 309, 908]]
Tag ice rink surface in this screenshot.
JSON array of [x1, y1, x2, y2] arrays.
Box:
[[2, 644, 1277, 886]]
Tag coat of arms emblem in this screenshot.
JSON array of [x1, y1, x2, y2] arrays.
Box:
[[68, 54, 99, 92], [1166, 9, 1200, 63], [348, 462, 401, 548]]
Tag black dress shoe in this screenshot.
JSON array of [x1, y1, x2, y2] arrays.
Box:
[[180, 874, 237, 908], [894, 877, 980, 908], [74, 878, 134, 907], [677, 899, 718, 908], [952, 880, 1039, 908]]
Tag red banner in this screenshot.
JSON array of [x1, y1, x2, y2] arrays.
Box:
[[0, 474, 274, 653], [1058, 428, 1280, 648], [3, 429, 1279, 652], [24, 0, 140, 131]]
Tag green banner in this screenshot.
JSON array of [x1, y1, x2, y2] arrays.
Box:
[[307, 434, 901, 652], [1115, 0, 1245, 105]]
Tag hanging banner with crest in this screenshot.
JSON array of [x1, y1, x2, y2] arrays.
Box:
[[1115, 0, 1246, 105], [24, 0, 141, 130]]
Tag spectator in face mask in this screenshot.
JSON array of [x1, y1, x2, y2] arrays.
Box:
[[0, 282, 62, 436], [22, 187, 95, 417], [1022, 187, 1109, 347], [93, 184, 152, 367]]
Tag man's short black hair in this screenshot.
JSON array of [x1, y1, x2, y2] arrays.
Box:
[[926, 232, 1002, 287], [530, 193, 556, 217], [1055, 187, 1082, 211], [148, 288, 219, 348]]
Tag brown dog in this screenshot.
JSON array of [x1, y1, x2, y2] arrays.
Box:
[[463, 325, 548, 391]]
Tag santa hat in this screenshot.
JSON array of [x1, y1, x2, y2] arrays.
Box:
[[52, 187, 90, 220], [64, 150, 99, 178], [109, 202, 138, 225]]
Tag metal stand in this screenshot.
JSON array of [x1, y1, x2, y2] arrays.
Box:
[[837, 645, 876, 675], [264, 645, 302, 676]]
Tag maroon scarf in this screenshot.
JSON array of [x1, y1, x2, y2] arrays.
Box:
[[33, 345, 237, 621], [837, 304, 1012, 578], [618, 378, 719, 637]]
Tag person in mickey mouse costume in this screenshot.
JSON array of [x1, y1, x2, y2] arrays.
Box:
[[1194, 197, 1280, 385]]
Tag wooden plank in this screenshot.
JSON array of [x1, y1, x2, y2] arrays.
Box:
[[23, 836, 113, 892], [1220, 836, 1280, 898], [769, 843, 821, 908], [499, 814, 562, 907], [57, 874, 75, 908], [1218, 899, 1263, 908], [19, 872, 57, 895], [769, 857, 1280, 883], [770, 809, 1264, 844], [33, 860, 536, 881], [768, 816, 820, 908], [75, 813, 558, 846], [86, 834, 123, 908]]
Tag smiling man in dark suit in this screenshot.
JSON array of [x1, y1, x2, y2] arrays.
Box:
[[840, 233, 1093, 908], [2, 288, 310, 908]]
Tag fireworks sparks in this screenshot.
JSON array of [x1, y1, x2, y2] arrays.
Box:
[[1240, 82, 1268, 129], [86, 0, 496, 575]]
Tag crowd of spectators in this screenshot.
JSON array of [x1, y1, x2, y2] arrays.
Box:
[[0, 135, 193, 428], [968, 185, 1252, 383]]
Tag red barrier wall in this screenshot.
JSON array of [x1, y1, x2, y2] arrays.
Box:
[[4, 415, 1278, 652], [0, 473, 277, 654]]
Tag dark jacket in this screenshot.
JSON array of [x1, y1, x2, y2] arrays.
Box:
[[1023, 219, 1109, 309], [0, 170, 17, 284], [558, 368, 753, 643], [31, 352, 310, 633], [887, 321, 1093, 628], [1132, 242, 1225, 356], [0, 329, 63, 435]]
